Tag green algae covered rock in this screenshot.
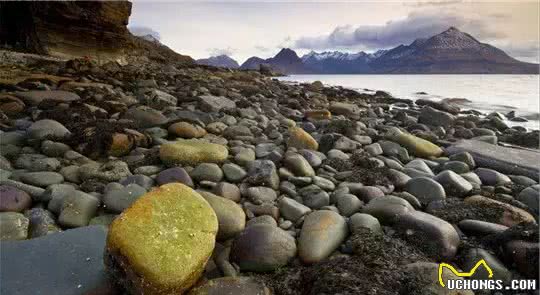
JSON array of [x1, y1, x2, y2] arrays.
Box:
[[387, 127, 443, 158], [105, 183, 218, 294], [159, 139, 229, 166]]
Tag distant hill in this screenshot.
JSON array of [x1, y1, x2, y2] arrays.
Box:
[[240, 48, 312, 74], [240, 56, 266, 70], [196, 55, 239, 69], [240, 27, 539, 74]]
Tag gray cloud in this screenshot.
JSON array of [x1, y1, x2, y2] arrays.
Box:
[[293, 10, 502, 51], [128, 26, 161, 41], [254, 45, 272, 52], [207, 47, 236, 57]]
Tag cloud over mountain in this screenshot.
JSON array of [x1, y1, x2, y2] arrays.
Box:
[[293, 10, 502, 51], [208, 46, 237, 57]]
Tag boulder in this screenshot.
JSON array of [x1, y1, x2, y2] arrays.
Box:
[[387, 128, 443, 158], [199, 191, 245, 241], [0, 185, 32, 212], [329, 102, 361, 118], [396, 211, 460, 260], [156, 167, 194, 187], [14, 90, 80, 106], [298, 210, 348, 264], [418, 106, 455, 127], [168, 122, 207, 139], [279, 197, 311, 222], [58, 191, 100, 228], [245, 160, 279, 189], [159, 140, 228, 166], [79, 160, 132, 182], [0, 212, 29, 241], [105, 183, 218, 294], [27, 119, 71, 141], [198, 95, 236, 112], [362, 195, 414, 225], [103, 183, 146, 213], [447, 140, 540, 179], [123, 106, 168, 128], [404, 177, 446, 205], [474, 168, 511, 186], [284, 154, 315, 177], [464, 195, 536, 227], [304, 110, 331, 121], [287, 127, 318, 150], [348, 213, 382, 235], [230, 224, 296, 272], [517, 185, 539, 215], [434, 170, 473, 197]]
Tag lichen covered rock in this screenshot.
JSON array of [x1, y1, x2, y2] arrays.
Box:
[[159, 139, 228, 166], [105, 183, 218, 294], [387, 128, 443, 158]]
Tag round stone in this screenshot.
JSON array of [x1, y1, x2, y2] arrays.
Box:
[[222, 163, 247, 183], [168, 122, 207, 139], [191, 163, 223, 183], [474, 168, 511, 186], [434, 170, 473, 197], [103, 183, 147, 213], [199, 191, 246, 240], [361, 195, 414, 225], [349, 213, 382, 235], [213, 182, 241, 202], [405, 177, 446, 205], [0, 212, 29, 240], [284, 154, 315, 177], [20, 172, 64, 187], [27, 119, 71, 141], [0, 185, 32, 212], [230, 224, 296, 272], [336, 194, 362, 217], [156, 167, 194, 187], [159, 140, 228, 166], [298, 210, 348, 264]]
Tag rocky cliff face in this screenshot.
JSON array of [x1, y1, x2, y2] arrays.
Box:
[[0, 1, 131, 63]]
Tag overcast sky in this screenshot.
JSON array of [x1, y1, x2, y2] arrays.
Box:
[[130, 0, 540, 64]]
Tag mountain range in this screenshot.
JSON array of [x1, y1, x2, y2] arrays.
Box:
[[196, 55, 240, 68], [201, 27, 539, 74]]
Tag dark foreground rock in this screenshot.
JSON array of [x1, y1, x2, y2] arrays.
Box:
[[447, 139, 540, 179], [0, 226, 117, 295]]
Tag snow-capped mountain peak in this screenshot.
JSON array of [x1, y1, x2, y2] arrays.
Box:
[[301, 51, 369, 61]]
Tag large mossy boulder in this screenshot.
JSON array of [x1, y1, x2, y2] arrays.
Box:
[[105, 183, 218, 294], [159, 139, 228, 166]]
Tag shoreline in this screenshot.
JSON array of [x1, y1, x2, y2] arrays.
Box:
[[277, 74, 540, 131]]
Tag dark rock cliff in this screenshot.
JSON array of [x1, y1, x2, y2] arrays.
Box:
[[0, 1, 194, 65]]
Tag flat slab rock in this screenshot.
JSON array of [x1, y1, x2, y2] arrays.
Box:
[[446, 140, 540, 179], [0, 226, 118, 295]]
